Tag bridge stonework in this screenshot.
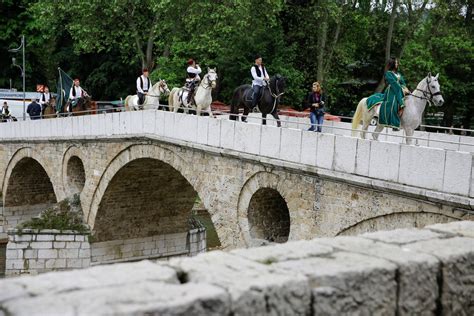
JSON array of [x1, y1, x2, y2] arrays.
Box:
[[1, 137, 472, 249]]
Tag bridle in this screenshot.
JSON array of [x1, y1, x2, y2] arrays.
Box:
[[147, 80, 169, 98], [265, 77, 285, 113], [200, 73, 217, 90], [410, 77, 442, 106]]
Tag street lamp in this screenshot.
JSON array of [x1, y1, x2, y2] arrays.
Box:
[[8, 35, 26, 120]]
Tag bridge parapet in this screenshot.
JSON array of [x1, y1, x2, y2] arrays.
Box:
[[1, 110, 472, 203], [0, 221, 472, 315]]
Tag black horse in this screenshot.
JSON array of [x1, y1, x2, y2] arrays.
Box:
[[230, 74, 286, 127]]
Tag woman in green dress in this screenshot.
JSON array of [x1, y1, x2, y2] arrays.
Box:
[[379, 57, 410, 128]]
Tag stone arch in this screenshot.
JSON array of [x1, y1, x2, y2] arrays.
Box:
[[62, 146, 87, 196], [336, 211, 468, 236], [248, 187, 290, 243], [237, 171, 294, 245], [2, 148, 58, 228], [86, 144, 209, 236]]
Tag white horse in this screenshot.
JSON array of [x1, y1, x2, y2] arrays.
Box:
[[352, 73, 444, 145], [124, 79, 170, 111], [168, 68, 218, 116]]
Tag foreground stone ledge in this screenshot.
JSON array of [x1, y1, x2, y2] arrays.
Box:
[[0, 221, 473, 316]]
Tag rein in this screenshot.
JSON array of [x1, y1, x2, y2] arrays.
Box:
[[409, 77, 442, 106], [200, 74, 216, 90], [265, 78, 285, 113], [147, 81, 169, 97]]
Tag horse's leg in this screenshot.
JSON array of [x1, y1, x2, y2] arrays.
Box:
[[262, 113, 267, 125], [405, 128, 414, 145], [242, 105, 249, 123], [271, 111, 281, 127], [372, 124, 384, 141]]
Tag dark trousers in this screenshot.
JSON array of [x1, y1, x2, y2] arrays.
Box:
[[251, 85, 263, 108], [137, 91, 147, 105]]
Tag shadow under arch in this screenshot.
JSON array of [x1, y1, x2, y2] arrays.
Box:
[[237, 171, 291, 246], [2, 149, 57, 228]]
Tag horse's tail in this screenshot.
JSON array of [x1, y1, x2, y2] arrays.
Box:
[[124, 95, 131, 111], [229, 86, 242, 121], [168, 88, 178, 112], [351, 98, 365, 137]]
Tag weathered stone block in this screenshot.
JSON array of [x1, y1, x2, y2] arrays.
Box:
[[169, 251, 311, 315], [45, 258, 66, 269], [38, 249, 58, 259], [403, 237, 474, 315], [59, 249, 79, 259], [315, 236, 440, 315], [315, 133, 335, 169], [442, 150, 472, 196], [334, 135, 357, 174], [1, 282, 230, 316], [36, 234, 54, 241], [260, 125, 281, 158], [426, 221, 474, 238], [65, 242, 81, 249], [362, 228, 443, 245], [53, 242, 66, 249], [274, 251, 398, 316], [30, 241, 52, 249], [55, 235, 75, 242], [368, 141, 400, 182], [280, 128, 302, 162]]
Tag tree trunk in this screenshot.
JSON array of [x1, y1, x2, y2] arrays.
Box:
[[316, 8, 328, 83], [375, 0, 399, 93]]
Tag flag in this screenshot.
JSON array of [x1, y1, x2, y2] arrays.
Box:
[[56, 68, 73, 112]]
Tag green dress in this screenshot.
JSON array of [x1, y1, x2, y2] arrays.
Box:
[[367, 71, 407, 128]]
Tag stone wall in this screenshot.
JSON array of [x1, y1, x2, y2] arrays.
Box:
[[90, 229, 205, 264], [5, 229, 90, 276], [0, 235, 6, 277], [0, 221, 472, 315]]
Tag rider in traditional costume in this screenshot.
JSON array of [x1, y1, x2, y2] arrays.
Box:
[[185, 59, 201, 105], [250, 54, 269, 111], [69, 78, 89, 110], [367, 57, 409, 129], [136, 68, 152, 106], [39, 85, 51, 116]]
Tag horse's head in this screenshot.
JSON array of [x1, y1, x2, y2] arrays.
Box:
[[206, 67, 218, 89], [426, 73, 444, 106], [158, 79, 171, 95], [270, 74, 286, 94]]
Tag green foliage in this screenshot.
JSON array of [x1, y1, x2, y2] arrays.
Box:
[[17, 194, 88, 233], [1, 0, 472, 127]]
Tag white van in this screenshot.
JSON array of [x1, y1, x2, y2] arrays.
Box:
[[0, 89, 42, 120]]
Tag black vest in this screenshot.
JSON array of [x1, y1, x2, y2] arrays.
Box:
[[72, 86, 81, 97], [254, 65, 266, 77], [139, 76, 151, 92], [187, 71, 197, 79]]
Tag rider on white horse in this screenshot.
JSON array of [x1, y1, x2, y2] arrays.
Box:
[[185, 59, 201, 105], [136, 68, 152, 106]]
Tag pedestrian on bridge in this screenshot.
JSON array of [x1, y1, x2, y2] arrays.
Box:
[[303, 81, 326, 132], [27, 99, 42, 120]]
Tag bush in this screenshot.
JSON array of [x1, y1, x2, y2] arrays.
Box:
[[17, 194, 89, 233]]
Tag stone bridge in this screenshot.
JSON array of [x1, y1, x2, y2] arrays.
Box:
[[0, 111, 473, 260]]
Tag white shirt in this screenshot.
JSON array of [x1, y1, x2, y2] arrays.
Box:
[[251, 65, 269, 86], [39, 92, 51, 105], [136, 75, 152, 93], [69, 86, 84, 100], [186, 65, 202, 81]]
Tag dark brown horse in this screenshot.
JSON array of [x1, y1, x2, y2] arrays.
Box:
[[62, 96, 97, 116], [42, 97, 57, 119], [230, 74, 286, 126]]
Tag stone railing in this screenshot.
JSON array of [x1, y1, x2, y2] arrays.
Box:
[[5, 229, 90, 276], [238, 113, 474, 153], [0, 221, 472, 315], [0, 110, 472, 201]]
